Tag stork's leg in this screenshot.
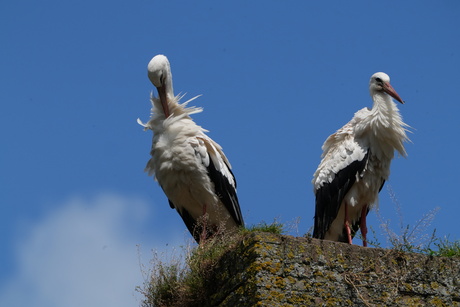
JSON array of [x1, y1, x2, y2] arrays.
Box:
[[199, 204, 208, 245], [360, 205, 368, 247], [344, 202, 353, 244]]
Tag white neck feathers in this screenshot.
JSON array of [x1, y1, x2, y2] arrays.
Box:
[[359, 92, 410, 157]]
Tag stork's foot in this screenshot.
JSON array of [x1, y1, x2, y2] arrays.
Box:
[[345, 223, 353, 244], [344, 203, 353, 244], [360, 205, 368, 247], [199, 229, 208, 247], [198, 205, 209, 247]]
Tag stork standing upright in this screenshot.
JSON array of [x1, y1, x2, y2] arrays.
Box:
[[312, 72, 410, 246], [138, 54, 244, 244]]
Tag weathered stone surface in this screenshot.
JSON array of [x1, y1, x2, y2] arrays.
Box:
[[206, 232, 460, 306]]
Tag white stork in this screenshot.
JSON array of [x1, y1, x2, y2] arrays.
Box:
[[138, 54, 244, 243], [312, 72, 410, 246]]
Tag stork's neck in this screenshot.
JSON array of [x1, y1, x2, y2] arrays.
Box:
[[370, 92, 399, 124], [363, 91, 409, 158]]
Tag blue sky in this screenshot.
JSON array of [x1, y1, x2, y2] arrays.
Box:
[[1, 1, 459, 305]]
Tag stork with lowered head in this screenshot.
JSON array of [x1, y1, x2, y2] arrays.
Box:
[[138, 55, 244, 244]]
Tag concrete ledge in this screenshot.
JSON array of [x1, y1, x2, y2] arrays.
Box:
[[206, 232, 460, 306]]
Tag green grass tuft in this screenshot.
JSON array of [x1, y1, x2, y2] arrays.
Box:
[[241, 220, 284, 234], [138, 220, 289, 306], [426, 236, 460, 257]]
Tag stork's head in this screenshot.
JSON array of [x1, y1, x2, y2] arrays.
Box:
[[147, 54, 174, 118], [148, 55, 172, 88], [369, 72, 404, 104]]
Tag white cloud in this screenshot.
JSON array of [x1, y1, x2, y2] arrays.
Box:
[[0, 193, 183, 307]]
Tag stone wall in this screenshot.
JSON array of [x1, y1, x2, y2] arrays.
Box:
[[205, 232, 460, 306]]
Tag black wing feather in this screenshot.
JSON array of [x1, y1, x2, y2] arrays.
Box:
[[168, 199, 215, 244], [379, 179, 386, 192], [206, 156, 245, 227], [163, 188, 200, 242], [170, 202, 201, 243], [313, 150, 370, 239]]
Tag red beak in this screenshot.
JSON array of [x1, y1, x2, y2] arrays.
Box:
[[157, 86, 170, 118], [383, 82, 404, 104]]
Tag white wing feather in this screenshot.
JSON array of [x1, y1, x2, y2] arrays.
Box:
[[197, 135, 235, 188], [313, 110, 369, 191]]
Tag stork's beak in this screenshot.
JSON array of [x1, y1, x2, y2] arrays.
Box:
[[156, 86, 170, 118], [383, 82, 405, 104]]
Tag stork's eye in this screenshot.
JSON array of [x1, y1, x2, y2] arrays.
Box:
[[375, 77, 382, 83]]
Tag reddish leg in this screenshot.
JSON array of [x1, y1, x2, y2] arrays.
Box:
[[199, 204, 208, 245], [360, 205, 368, 247], [344, 202, 353, 244]]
